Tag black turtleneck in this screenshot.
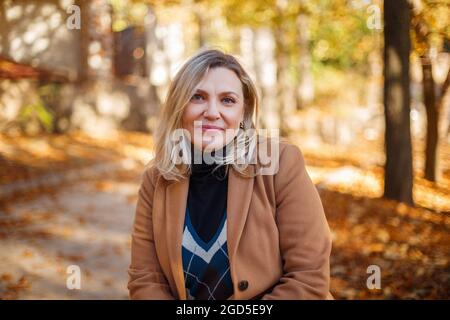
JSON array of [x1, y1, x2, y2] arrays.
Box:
[[187, 144, 229, 244]]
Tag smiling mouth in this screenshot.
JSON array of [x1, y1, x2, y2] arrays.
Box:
[[201, 125, 225, 131]]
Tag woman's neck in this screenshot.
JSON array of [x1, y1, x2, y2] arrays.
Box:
[[189, 143, 230, 180]]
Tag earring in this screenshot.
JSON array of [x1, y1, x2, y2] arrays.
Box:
[[239, 121, 245, 130]]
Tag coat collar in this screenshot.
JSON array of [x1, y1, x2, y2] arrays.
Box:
[[164, 164, 255, 300]]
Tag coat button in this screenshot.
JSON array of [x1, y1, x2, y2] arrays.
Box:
[[238, 280, 249, 291]]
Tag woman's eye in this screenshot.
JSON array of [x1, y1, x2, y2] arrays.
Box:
[[191, 94, 204, 101], [222, 97, 236, 104]]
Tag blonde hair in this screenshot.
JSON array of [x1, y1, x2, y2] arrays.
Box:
[[151, 48, 260, 181]]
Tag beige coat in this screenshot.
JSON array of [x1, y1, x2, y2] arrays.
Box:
[[127, 141, 333, 300]]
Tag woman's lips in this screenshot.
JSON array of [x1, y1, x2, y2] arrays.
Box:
[[201, 125, 224, 131]]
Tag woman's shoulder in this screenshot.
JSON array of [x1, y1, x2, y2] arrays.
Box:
[[255, 135, 306, 175], [140, 162, 163, 187], [278, 139, 305, 165], [256, 134, 303, 153]]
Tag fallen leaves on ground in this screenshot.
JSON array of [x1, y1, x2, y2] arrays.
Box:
[[0, 130, 153, 185], [1, 131, 449, 299], [290, 133, 450, 299], [321, 190, 449, 299]]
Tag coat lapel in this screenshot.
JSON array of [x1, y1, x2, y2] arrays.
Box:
[[226, 166, 254, 298], [164, 164, 255, 300], [165, 177, 189, 300]]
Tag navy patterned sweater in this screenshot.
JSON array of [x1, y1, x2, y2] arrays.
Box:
[[181, 146, 233, 300]]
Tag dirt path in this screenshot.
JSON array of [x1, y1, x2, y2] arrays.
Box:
[[0, 163, 141, 299]]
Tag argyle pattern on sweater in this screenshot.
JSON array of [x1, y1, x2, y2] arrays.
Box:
[[181, 207, 233, 300]]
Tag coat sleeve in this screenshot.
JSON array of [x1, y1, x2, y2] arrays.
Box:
[[261, 144, 333, 300], [127, 167, 175, 299]]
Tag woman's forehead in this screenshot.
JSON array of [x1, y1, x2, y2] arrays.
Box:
[[195, 67, 243, 94]]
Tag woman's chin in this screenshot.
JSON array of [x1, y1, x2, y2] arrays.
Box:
[[199, 136, 229, 151], [191, 133, 224, 151], [202, 141, 224, 152], [191, 132, 236, 152]]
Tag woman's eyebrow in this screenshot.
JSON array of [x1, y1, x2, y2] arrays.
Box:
[[220, 91, 240, 97], [195, 88, 240, 97]]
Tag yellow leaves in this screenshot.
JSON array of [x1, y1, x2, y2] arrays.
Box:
[[0, 209, 58, 242], [0, 275, 30, 300], [8, 276, 30, 291], [409, 248, 427, 262], [383, 243, 410, 260], [321, 177, 449, 299], [21, 210, 55, 223], [292, 132, 450, 214], [433, 256, 448, 267], [363, 243, 385, 255], [0, 130, 154, 185], [415, 267, 426, 277], [77, 216, 86, 225], [387, 217, 400, 227], [56, 252, 84, 263], [48, 226, 75, 239], [95, 181, 114, 192], [351, 225, 367, 237], [21, 249, 34, 258], [396, 203, 409, 215], [0, 273, 13, 282], [413, 180, 450, 214], [375, 229, 390, 243]]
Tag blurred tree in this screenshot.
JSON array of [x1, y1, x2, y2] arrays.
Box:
[[76, 0, 89, 82], [295, 1, 314, 109], [126, 0, 384, 135], [411, 0, 450, 182], [221, 0, 315, 133], [383, 0, 414, 205]]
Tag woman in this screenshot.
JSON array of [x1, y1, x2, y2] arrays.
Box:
[[127, 49, 333, 300]]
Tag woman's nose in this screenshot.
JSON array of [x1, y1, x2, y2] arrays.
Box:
[[203, 99, 220, 119]]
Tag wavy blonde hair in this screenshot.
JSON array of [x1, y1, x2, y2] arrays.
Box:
[[150, 48, 260, 181]]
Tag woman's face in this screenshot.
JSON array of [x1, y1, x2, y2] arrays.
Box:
[[182, 67, 245, 152]]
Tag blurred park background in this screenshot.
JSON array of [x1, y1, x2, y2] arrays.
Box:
[[0, 0, 449, 299]]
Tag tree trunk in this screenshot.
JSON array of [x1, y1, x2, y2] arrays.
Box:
[[144, 5, 157, 79], [194, 8, 206, 49], [254, 28, 279, 131], [296, 12, 314, 109], [439, 69, 450, 145], [383, 0, 414, 205], [421, 56, 440, 181], [0, 2, 10, 55], [410, 2, 444, 183], [76, 0, 89, 82]]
